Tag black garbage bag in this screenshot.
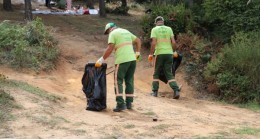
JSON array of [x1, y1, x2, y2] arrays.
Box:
[[81, 63, 107, 111], [159, 54, 182, 84]]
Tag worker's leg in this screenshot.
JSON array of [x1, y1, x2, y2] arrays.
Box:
[[125, 61, 136, 105], [163, 55, 180, 98], [151, 55, 164, 96], [114, 64, 127, 108]]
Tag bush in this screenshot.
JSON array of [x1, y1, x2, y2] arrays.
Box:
[[0, 89, 17, 123], [204, 31, 260, 103], [203, 0, 260, 42], [140, 4, 195, 47], [0, 18, 59, 71]]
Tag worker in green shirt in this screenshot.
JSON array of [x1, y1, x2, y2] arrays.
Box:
[[148, 16, 180, 99], [95, 23, 142, 112]]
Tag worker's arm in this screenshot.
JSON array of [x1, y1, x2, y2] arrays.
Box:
[[95, 43, 114, 67], [150, 37, 157, 55], [171, 36, 179, 58], [102, 43, 114, 60], [171, 36, 177, 51], [148, 37, 156, 62], [133, 37, 141, 52]]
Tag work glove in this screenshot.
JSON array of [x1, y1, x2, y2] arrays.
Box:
[[136, 52, 141, 61], [95, 57, 104, 68], [148, 55, 153, 62], [173, 51, 178, 58]]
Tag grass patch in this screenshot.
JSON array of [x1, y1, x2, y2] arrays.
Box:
[[124, 124, 135, 129], [194, 135, 226, 139], [142, 111, 156, 116], [101, 135, 118, 139], [0, 89, 19, 125], [234, 127, 260, 135], [0, 79, 62, 102], [72, 121, 87, 126], [69, 129, 87, 135], [236, 102, 260, 111], [28, 115, 69, 128], [152, 124, 170, 130]]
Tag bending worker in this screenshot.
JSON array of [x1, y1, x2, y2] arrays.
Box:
[[95, 23, 141, 112], [148, 16, 180, 99]]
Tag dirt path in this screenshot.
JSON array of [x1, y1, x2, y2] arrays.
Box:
[[0, 29, 259, 139]]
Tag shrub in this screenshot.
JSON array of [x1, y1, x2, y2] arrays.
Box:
[[0, 89, 17, 123], [203, 0, 260, 41], [204, 31, 260, 103], [0, 18, 59, 71]]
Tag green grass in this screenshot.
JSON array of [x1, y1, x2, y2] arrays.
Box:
[[0, 79, 62, 102], [234, 127, 260, 135], [27, 115, 70, 128], [0, 89, 19, 125], [69, 129, 87, 135], [236, 102, 260, 112], [194, 135, 226, 139], [142, 111, 156, 116], [152, 124, 170, 130], [124, 124, 135, 129]]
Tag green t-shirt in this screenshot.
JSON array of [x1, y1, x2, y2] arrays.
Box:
[[108, 28, 137, 64], [150, 25, 174, 55]]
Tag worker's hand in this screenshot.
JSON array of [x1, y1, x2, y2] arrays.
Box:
[[136, 52, 141, 61], [95, 57, 104, 68], [148, 55, 153, 62], [173, 51, 178, 58]]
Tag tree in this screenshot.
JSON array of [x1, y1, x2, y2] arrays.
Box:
[[99, 0, 106, 17], [121, 0, 127, 7], [3, 0, 13, 11], [24, 0, 33, 21], [85, 0, 95, 9], [45, 0, 51, 8]]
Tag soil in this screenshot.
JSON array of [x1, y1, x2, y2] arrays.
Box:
[[0, 3, 259, 139]]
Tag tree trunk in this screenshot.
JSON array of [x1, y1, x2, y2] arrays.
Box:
[[99, 0, 106, 17], [24, 0, 33, 21], [45, 0, 51, 8], [121, 0, 127, 7], [3, 0, 13, 11]]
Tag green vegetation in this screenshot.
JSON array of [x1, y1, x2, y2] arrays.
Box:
[[142, 111, 156, 116], [234, 127, 260, 135], [237, 102, 260, 111], [194, 127, 260, 139], [194, 135, 225, 139], [27, 115, 69, 128], [204, 31, 260, 103], [203, 0, 260, 41], [0, 17, 59, 71], [0, 89, 19, 125], [152, 124, 170, 129], [0, 75, 61, 102], [124, 124, 135, 129]]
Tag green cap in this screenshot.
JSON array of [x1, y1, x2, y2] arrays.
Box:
[[104, 22, 116, 35]]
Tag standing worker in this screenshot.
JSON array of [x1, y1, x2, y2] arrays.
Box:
[[148, 16, 180, 99], [95, 23, 142, 112]]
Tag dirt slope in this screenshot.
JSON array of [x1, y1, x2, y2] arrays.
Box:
[[0, 5, 259, 137], [0, 29, 259, 139]]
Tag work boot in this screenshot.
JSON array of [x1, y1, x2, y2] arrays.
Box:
[[151, 91, 158, 97], [113, 105, 126, 112], [126, 102, 132, 109], [173, 91, 180, 99]]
